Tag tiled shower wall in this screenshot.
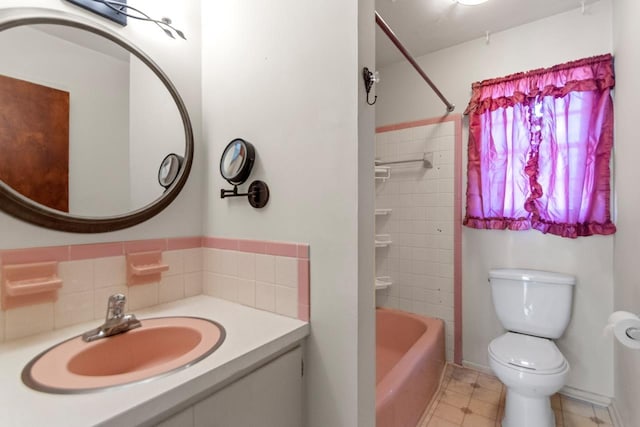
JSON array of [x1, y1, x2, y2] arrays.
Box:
[[0, 237, 309, 343], [375, 120, 456, 361]]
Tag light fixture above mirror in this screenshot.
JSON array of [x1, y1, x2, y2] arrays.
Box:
[[64, 0, 186, 39]]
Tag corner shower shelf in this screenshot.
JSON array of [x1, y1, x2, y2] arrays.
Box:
[[375, 208, 392, 216], [375, 234, 392, 248], [375, 276, 392, 290], [375, 166, 391, 181]]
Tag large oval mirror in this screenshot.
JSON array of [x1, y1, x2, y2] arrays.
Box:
[[0, 11, 193, 232]]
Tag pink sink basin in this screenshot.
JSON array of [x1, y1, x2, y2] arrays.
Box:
[[22, 317, 225, 394]]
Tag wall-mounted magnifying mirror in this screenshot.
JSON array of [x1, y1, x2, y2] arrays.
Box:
[[0, 9, 193, 232], [220, 138, 255, 185], [220, 138, 269, 209], [158, 153, 184, 191]]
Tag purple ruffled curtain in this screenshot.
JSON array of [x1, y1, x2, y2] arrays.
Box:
[[463, 54, 616, 238]]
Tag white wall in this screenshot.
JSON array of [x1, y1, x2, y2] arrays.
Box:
[[0, 0, 203, 248], [0, 25, 131, 215], [129, 56, 185, 208], [201, 1, 374, 425], [358, 0, 376, 424], [377, 0, 614, 400], [612, 0, 640, 425]]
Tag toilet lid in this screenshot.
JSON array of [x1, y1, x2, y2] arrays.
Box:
[[489, 333, 567, 373]]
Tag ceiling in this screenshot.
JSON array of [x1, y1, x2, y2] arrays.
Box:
[[375, 0, 598, 66]]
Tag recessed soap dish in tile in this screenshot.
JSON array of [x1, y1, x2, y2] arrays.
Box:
[[2, 261, 62, 310], [126, 250, 169, 286]]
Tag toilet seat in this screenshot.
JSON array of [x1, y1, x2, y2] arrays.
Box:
[[489, 332, 567, 374]]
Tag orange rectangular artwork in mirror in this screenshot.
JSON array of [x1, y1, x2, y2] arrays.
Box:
[[0, 74, 69, 212]]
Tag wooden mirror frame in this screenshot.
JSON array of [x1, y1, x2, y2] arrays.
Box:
[[0, 8, 194, 233]]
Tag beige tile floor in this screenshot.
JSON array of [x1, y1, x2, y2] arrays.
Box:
[[418, 364, 614, 427]]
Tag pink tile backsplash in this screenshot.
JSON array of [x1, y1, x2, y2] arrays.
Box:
[[167, 236, 202, 250], [255, 254, 276, 283], [255, 282, 276, 312], [202, 237, 310, 321], [237, 252, 256, 280], [298, 304, 310, 322], [69, 242, 123, 261], [265, 242, 298, 258], [54, 291, 94, 329], [274, 286, 297, 317], [93, 256, 126, 289], [236, 278, 256, 307], [1, 246, 69, 264], [203, 237, 304, 259], [297, 259, 310, 306], [237, 239, 267, 254], [275, 257, 298, 287], [203, 246, 310, 320], [0, 236, 311, 342], [183, 248, 203, 273], [184, 272, 203, 297], [297, 244, 310, 259], [203, 237, 239, 251], [207, 249, 238, 276], [163, 251, 185, 275], [4, 302, 54, 341], [128, 283, 159, 311], [58, 260, 93, 295], [124, 239, 168, 254]]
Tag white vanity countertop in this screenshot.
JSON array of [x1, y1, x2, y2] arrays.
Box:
[[0, 296, 309, 427]]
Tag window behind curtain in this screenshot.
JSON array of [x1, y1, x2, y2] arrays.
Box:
[[463, 54, 616, 238]]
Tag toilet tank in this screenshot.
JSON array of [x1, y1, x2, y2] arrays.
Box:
[[489, 269, 576, 339]]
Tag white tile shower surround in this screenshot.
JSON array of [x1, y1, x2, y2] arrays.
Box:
[[0, 242, 308, 343], [375, 120, 456, 361]]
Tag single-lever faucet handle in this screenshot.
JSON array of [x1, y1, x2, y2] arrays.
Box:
[[82, 293, 140, 342], [106, 293, 127, 321]]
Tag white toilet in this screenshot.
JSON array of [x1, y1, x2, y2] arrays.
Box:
[[488, 269, 575, 427]]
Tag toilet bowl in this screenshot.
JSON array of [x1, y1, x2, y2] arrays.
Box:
[[488, 332, 569, 427], [487, 269, 575, 427]]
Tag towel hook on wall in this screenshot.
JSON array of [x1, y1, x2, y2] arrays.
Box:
[[363, 67, 380, 105]]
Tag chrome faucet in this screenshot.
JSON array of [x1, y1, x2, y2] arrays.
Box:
[[82, 294, 142, 342]]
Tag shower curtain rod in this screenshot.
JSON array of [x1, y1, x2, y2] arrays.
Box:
[[375, 11, 455, 113]]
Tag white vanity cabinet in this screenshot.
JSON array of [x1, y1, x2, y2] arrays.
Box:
[[0, 297, 308, 427], [156, 346, 303, 427]]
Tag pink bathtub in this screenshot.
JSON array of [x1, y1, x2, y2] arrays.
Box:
[[376, 307, 445, 427]]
